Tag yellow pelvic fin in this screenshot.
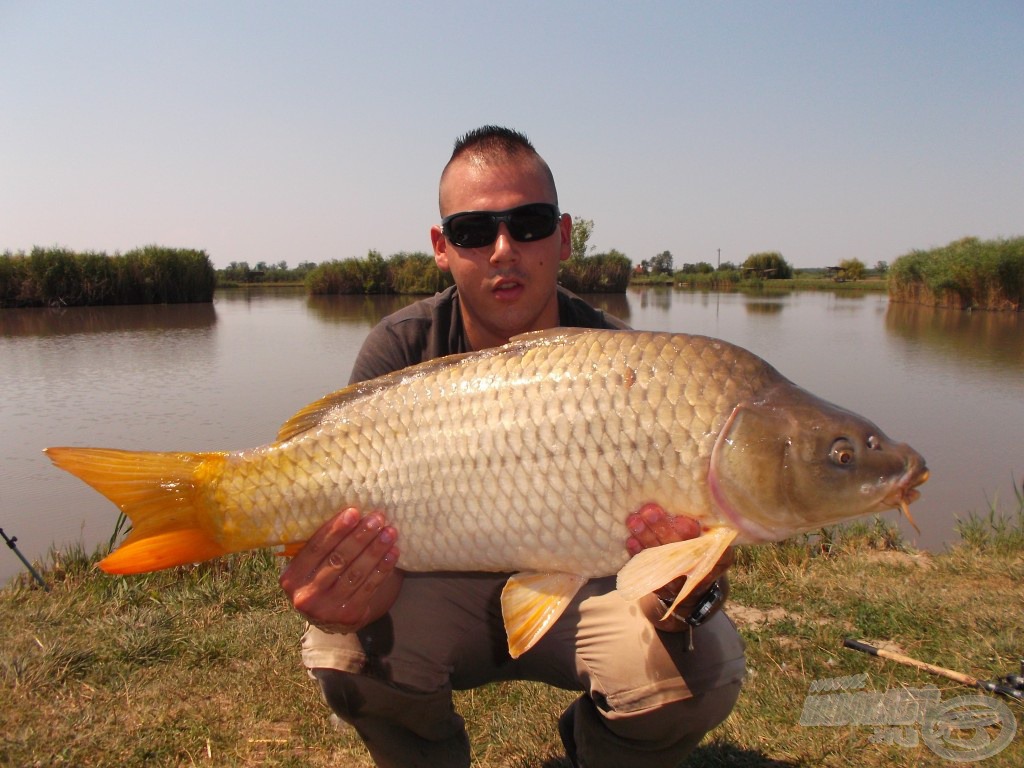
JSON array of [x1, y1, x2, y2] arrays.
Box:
[[501, 571, 588, 659], [616, 527, 738, 617], [44, 447, 229, 574]]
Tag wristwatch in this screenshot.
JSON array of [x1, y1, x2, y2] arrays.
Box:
[[658, 580, 725, 627]]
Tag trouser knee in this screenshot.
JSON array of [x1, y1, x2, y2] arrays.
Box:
[[607, 679, 742, 745], [312, 668, 465, 743], [312, 669, 471, 768], [567, 679, 743, 767]]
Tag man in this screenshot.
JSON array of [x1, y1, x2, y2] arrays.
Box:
[[280, 126, 745, 767]]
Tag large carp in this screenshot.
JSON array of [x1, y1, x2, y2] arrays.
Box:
[[46, 328, 927, 657]]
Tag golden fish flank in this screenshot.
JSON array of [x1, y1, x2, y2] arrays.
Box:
[[45, 328, 928, 658]]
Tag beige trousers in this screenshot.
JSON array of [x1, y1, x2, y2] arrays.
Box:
[[303, 573, 745, 767]]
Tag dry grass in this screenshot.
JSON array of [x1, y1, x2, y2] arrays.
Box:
[[2, 517, 1022, 767]]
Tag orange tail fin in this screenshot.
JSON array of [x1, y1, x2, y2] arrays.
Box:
[[44, 447, 230, 574]]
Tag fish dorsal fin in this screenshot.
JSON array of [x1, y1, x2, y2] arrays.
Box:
[[616, 527, 737, 617], [275, 351, 478, 442], [501, 571, 588, 659]]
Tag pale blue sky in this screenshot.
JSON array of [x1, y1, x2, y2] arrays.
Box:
[[2, 1, 1021, 269]]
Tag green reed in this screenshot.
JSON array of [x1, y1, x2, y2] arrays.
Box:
[[888, 236, 1024, 310], [0, 246, 216, 307]]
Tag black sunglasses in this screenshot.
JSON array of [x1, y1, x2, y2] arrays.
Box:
[[440, 203, 561, 248]]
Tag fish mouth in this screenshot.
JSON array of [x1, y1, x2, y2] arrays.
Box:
[[882, 462, 929, 533]]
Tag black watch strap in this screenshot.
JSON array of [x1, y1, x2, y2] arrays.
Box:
[[659, 580, 725, 627]]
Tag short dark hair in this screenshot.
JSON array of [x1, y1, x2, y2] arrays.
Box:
[[449, 125, 537, 161], [439, 125, 558, 212]]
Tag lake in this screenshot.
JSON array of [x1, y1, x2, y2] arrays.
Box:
[[2, 287, 1022, 585]]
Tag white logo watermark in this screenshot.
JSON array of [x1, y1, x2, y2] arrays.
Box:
[[799, 675, 1016, 762]]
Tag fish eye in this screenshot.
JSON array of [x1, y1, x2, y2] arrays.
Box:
[[830, 438, 856, 466]]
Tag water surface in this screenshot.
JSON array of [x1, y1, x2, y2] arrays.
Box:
[[2, 287, 1021, 585]]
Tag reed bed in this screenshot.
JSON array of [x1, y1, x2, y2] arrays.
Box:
[[888, 236, 1024, 311], [0, 246, 216, 308]]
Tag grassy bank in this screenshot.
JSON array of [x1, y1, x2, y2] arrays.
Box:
[[3, 508, 1021, 767]]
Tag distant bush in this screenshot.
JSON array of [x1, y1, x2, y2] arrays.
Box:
[[219, 260, 317, 284], [0, 246, 216, 307], [837, 258, 867, 281], [888, 236, 1024, 310], [558, 251, 632, 293], [742, 251, 793, 279], [306, 251, 453, 295], [386, 252, 453, 295]]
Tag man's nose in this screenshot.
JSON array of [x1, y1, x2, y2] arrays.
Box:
[[489, 224, 517, 263]]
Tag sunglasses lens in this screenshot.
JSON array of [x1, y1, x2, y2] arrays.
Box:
[[506, 204, 560, 242], [443, 204, 560, 248], [447, 215, 498, 248]]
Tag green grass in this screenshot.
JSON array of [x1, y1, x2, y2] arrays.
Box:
[[3, 505, 1022, 767]]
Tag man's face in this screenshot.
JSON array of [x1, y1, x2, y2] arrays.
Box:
[[430, 156, 571, 350]]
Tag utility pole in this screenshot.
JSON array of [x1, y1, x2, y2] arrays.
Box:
[[717, 248, 721, 270]]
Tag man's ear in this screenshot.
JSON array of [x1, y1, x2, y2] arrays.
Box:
[[430, 225, 450, 271], [559, 213, 572, 262]]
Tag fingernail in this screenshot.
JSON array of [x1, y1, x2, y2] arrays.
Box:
[[641, 504, 663, 522], [627, 517, 644, 535], [379, 527, 395, 545], [340, 508, 359, 526], [365, 515, 382, 532]]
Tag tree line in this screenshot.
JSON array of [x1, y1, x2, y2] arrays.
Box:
[[8, 229, 1014, 309]]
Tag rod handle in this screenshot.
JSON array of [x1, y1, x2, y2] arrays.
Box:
[[844, 637, 980, 687]]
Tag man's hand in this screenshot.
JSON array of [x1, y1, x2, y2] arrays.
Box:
[[280, 507, 403, 633], [625, 503, 733, 629]]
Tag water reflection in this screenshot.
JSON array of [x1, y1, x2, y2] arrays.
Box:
[[306, 294, 421, 326], [886, 302, 1024, 369], [0, 303, 217, 337], [581, 293, 632, 323], [215, 285, 306, 303], [631, 288, 673, 312], [744, 301, 785, 315]]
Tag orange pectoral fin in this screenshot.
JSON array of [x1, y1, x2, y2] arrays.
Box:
[[616, 527, 738, 617]]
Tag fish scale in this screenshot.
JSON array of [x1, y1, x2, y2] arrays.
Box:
[[45, 328, 927, 657]]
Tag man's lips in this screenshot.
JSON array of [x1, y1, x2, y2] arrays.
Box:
[[492, 278, 525, 299]]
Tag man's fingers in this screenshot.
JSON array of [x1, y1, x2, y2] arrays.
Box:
[[625, 504, 701, 554], [280, 508, 393, 594], [284, 507, 361, 575]]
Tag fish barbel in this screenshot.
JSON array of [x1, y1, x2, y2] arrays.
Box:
[[46, 328, 928, 657]]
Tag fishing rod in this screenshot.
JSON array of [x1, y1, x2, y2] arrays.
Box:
[[844, 638, 1023, 701], [0, 527, 50, 591]]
